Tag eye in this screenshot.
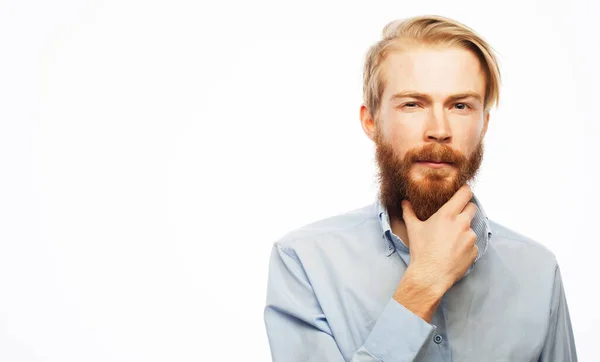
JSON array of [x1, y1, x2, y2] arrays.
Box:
[[403, 102, 419, 108], [454, 103, 471, 110]]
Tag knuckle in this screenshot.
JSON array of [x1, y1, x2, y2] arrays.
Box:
[[457, 214, 472, 230], [464, 186, 473, 199], [464, 203, 474, 215], [468, 228, 477, 241], [471, 203, 479, 214], [438, 210, 451, 221]]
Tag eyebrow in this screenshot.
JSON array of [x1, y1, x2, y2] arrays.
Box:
[[389, 91, 482, 104]]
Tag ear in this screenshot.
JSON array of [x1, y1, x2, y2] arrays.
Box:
[[482, 111, 490, 138], [360, 104, 377, 142]]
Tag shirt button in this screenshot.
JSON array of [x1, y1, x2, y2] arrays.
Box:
[[434, 334, 443, 344]]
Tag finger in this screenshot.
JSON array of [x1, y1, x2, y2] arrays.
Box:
[[401, 200, 418, 225], [460, 202, 478, 221], [440, 184, 473, 216]]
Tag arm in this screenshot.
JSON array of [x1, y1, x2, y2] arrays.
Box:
[[263, 242, 438, 362], [538, 264, 578, 361]]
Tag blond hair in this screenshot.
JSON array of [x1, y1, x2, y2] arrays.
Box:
[[363, 15, 502, 118]]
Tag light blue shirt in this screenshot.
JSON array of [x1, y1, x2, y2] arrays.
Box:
[[264, 193, 577, 361]]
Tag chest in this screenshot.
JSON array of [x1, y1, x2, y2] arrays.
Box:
[[322, 264, 550, 362]]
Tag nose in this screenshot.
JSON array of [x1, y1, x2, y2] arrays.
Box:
[[424, 108, 451, 143]]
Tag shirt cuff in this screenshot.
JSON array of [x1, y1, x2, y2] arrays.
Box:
[[363, 298, 436, 361]]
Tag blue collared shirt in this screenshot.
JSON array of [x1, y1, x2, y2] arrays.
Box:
[[264, 194, 577, 361]]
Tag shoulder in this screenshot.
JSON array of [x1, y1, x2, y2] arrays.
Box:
[[487, 218, 558, 269], [274, 202, 379, 253]]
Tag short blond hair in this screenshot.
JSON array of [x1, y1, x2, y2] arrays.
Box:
[[363, 15, 502, 118]]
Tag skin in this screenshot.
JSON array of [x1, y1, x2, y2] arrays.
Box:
[[359, 44, 492, 323]]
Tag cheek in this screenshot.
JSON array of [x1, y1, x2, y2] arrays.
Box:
[[380, 114, 416, 143], [472, 120, 485, 138], [381, 106, 426, 141], [454, 122, 485, 152], [378, 120, 420, 161], [385, 135, 413, 165]]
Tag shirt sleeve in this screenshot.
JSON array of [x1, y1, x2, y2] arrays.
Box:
[[538, 263, 578, 361], [264, 242, 436, 362]]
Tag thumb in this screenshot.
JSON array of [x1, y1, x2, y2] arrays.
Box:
[[401, 200, 417, 224]]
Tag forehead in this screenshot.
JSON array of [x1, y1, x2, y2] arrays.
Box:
[[380, 45, 486, 99]]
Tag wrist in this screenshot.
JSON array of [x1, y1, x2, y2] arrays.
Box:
[[393, 271, 444, 323], [397, 265, 449, 301]]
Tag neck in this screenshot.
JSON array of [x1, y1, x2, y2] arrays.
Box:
[[390, 215, 410, 249]]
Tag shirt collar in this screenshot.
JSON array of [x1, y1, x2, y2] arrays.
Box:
[[375, 191, 492, 262]]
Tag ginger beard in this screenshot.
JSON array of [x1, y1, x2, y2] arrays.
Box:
[[375, 129, 484, 222]]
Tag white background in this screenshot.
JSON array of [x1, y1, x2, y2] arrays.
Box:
[[0, 0, 598, 360]]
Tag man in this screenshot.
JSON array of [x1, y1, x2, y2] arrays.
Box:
[[263, 15, 577, 361]]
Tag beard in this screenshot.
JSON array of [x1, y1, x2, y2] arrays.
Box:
[[375, 130, 484, 222]]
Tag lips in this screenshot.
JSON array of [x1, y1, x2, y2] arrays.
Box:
[[418, 160, 452, 164]]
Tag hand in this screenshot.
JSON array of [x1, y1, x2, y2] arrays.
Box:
[[401, 184, 479, 292]]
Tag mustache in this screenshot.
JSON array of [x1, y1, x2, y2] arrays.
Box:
[[408, 144, 465, 164]]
